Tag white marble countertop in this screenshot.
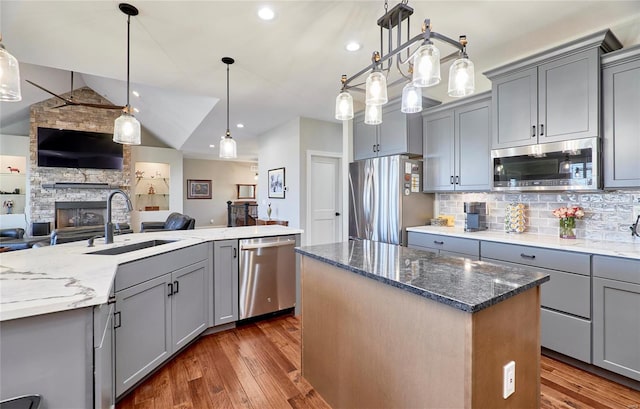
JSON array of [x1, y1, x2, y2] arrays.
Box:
[[406, 226, 640, 260], [0, 226, 302, 322]]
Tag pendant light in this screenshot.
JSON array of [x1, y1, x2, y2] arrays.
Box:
[[335, 91, 354, 120], [219, 57, 237, 159], [364, 104, 382, 125], [412, 41, 440, 87], [401, 82, 422, 113], [365, 70, 388, 106], [448, 36, 475, 98], [0, 34, 22, 102], [113, 3, 141, 145]]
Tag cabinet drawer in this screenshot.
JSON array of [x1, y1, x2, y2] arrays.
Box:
[[481, 241, 590, 275], [541, 308, 591, 363], [541, 269, 591, 318], [593, 255, 640, 284], [116, 243, 208, 292], [407, 232, 479, 257]]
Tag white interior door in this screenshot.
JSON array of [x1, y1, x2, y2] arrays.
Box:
[[308, 154, 341, 245]]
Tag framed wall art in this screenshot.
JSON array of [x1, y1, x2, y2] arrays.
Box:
[[187, 179, 212, 199], [268, 167, 285, 199]]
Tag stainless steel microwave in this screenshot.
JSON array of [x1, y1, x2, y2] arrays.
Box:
[[491, 138, 600, 191]]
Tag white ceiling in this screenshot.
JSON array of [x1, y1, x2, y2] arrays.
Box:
[[2, 1, 640, 161]]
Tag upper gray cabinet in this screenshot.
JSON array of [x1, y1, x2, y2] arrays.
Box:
[[353, 98, 439, 160], [422, 92, 491, 192], [602, 45, 640, 189], [485, 30, 622, 149]]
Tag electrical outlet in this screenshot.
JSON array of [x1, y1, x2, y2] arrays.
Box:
[[503, 361, 515, 399]]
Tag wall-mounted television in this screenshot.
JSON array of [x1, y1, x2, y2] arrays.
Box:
[[37, 127, 124, 170]]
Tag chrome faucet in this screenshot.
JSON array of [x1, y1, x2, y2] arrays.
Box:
[[106, 189, 133, 244], [631, 215, 640, 238]]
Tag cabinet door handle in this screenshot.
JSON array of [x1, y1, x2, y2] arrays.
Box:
[[532, 125, 536, 137], [540, 124, 544, 136], [373, 144, 377, 153], [455, 176, 459, 185], [450, 176, 454, 185], [114, 311, 121, 329], [167, 282, 174, 296], [233, 247, 237, 258], [376, 144, 381, 152], [433, 240, 444, 245], [520, 253, 536, 259], [173, 280, 179, 294], [107, 295, 116, 305]]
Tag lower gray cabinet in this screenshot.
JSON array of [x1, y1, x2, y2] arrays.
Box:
[[171, 261, 209, 350], [94, 301, 115, 409], [115, 274, 172, 397], [407, 231, 480, 259], [114, 244, 210, 398], [213, 240, 239, 325], [481, 241, 592, 363], [593, 256, 640, 381]]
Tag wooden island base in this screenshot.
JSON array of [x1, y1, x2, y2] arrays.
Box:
[[301, 256, 541, 409]]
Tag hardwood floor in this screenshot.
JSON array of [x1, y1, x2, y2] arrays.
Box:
[[117, 314, 640, 409]]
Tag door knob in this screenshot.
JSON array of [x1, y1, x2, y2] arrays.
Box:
[[335, 212, 341, 216]]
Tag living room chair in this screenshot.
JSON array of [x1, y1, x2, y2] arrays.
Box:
[[140, 212, 195, 232]]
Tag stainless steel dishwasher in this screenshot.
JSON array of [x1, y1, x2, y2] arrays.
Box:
[[239, 235, 296, 319]]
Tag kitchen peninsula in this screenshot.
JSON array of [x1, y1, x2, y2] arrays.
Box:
[[0, 225, 301, 408], [296, 240, 550, 409]]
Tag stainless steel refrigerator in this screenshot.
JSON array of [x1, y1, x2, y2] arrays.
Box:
[[349, 155, 434, 246]]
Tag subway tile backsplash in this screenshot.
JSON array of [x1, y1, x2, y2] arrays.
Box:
[[435, 191, 640, 243]]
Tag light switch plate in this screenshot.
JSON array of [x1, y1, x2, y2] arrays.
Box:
[[503, 361, 515, 399]]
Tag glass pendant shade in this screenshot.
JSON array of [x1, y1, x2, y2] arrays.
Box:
[[335, 91, 354, 120], [365, 71, 388, 105], [412, 42, 440, 87], [448, 56, 475, 97], [364, 104, 382, 125], [219, 135, 237, 159], [401, 83, 422, 113], [0, 44, 21, 102], [113, 111, 141, 145]]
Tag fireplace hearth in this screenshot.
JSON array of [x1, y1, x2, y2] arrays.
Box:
[[55, 201, 107, 229]]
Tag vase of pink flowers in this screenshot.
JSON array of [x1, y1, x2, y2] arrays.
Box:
[[552, 206, 584, 239]]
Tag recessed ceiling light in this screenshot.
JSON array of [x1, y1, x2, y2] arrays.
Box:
[[346, 42, 361, 52], [237, 123, 244, 128], [132, 90, 140, 97], [258, 7, 275, 20], [209, 144, 215, 148]]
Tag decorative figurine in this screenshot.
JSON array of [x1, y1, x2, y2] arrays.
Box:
[[148, 184, 155, 195], [3, 200, 14, 214], [135, 170, 145, 180], [267, 203, 272, 220]]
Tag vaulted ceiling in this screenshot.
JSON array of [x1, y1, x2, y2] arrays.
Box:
[[2, 1, 639, 161]]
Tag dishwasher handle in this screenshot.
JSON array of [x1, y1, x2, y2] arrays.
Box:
[[240, 239, 296, 250]]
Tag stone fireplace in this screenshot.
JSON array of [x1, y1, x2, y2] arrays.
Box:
[[28, 87, 132, 228], [55, 201, 107, 229]]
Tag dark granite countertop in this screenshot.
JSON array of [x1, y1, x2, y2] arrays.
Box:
[[295, 240, 550, 313]]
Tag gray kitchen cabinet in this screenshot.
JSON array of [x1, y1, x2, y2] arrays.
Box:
[[115, 274, 172, 397], [481, 241, 592, 363], [213, 239, 239, 326], [353, 98, 434, 160], [94, 301, 115, 409], [171, 260, 209, 350], [602, 45, 640, 188], [114, 243, 209, 397], [593, 256, 640, 381], [485, 30, 621, 149], [407, 231, 480, 259], [422, 92, 491, 192]]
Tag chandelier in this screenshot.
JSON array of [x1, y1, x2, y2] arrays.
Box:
[[335, 0, 475, 124]]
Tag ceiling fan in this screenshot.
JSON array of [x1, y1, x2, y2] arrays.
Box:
[[26, 71, 124, 110]]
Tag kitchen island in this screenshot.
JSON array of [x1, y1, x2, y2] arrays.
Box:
[[0, 225, 302, 408], [296, 240, 550, 409]]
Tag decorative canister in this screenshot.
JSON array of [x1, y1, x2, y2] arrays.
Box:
[[505, 202, 526, 233]]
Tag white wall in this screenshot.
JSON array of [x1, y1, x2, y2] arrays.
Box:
[[0, 134, 30, 230], [183, 159, 257, 227], [130, 146, 183, 232], [258, 118, 301, 227], [257, 117, 343, 234]]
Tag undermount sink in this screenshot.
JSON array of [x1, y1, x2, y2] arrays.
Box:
[[87, 240, 177, 255]]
